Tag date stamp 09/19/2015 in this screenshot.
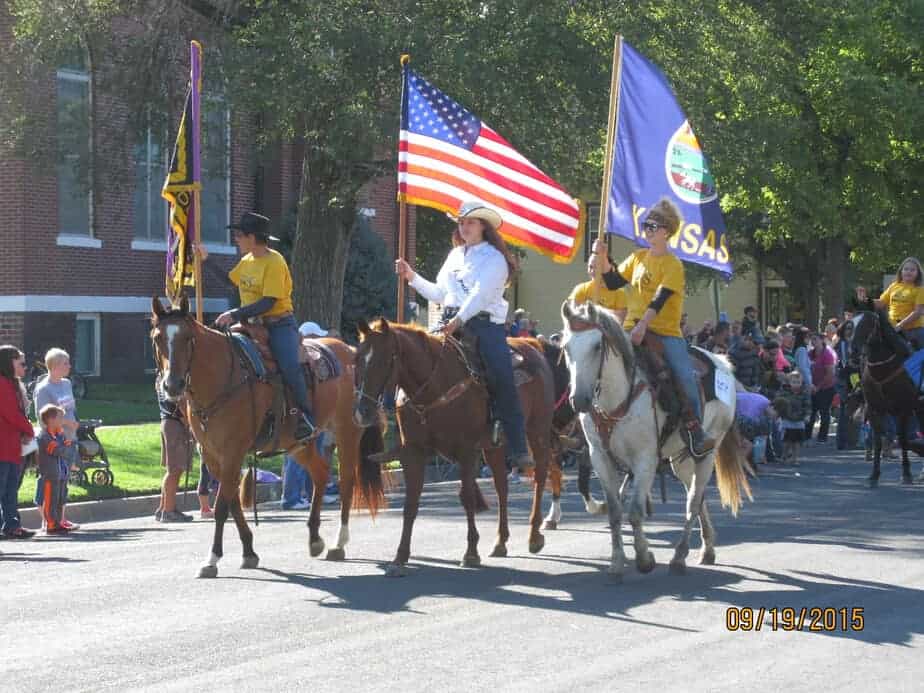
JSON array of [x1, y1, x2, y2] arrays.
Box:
[[725, 607, 865, 632]]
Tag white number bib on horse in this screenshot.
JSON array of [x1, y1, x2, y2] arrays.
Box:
[[714, 368, 736, 408]]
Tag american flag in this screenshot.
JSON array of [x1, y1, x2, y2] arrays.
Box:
[[398, 68, 583, 262]]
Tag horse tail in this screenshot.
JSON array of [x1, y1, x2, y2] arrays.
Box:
[[714, 425, 754, 517], [240, 465, 255, 509], [355, 415, 386, 517]]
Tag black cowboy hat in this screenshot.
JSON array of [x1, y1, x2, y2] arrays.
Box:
[[228, 212, 279, 241]]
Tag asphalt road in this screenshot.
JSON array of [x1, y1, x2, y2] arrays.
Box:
[[3, 444, 923, 693]]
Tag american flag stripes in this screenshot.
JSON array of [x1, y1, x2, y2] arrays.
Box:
[[398, 67, 583, 263]]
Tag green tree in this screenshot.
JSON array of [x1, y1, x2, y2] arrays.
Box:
[[340, 215, 398, 343]]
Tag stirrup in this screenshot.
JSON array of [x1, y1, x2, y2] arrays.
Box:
[[491, 420, 502, 446], [686, 429, 715, 459]]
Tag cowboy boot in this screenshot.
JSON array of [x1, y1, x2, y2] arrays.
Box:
[[683, 408, 716, 458]]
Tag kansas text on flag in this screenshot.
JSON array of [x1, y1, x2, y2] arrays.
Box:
[[399, 68, 583, 262]]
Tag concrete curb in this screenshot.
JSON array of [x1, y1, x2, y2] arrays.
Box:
[[19, 482, 282, 528]]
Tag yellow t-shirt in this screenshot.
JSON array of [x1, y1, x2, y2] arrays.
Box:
[[617, 250, 684, 337], [228, 249, 294, 318], [881, 280, 924, 329], [569, 280, 627, 313]]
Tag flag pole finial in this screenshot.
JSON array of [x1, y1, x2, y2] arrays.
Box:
[[400, 54, 410, 67]]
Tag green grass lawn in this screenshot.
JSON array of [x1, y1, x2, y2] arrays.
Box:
[[18, 423, 284, 507], [77, 382, 159, 425]]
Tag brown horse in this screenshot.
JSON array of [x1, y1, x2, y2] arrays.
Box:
[[150, 296, 384, 578], [352, 318, 555, 576]]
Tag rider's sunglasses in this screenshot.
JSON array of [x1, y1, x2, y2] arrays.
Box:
[[642, 221, 661, 233]]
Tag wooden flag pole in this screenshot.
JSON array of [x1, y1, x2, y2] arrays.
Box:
[[191, 41, 204, 322], [396, 53, 411, 324], [593, 35, 623, 303]]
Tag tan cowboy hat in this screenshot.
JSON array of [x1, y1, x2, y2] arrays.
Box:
[[449, 200, 503, 231]]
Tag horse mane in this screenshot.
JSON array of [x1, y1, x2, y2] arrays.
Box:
[[569, 302, 635, 372], [370, 318, 443, 360]]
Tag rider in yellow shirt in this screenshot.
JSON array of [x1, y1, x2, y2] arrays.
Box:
[[593, 198, 715, 458], [198, 212, 314, 441], [856, 257, 924, 349], [569, 256, 628, 323]]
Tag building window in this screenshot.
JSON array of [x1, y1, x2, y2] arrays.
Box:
[[75, 314, 100, 376], [133, 128, 167, 240], [56, 69, 91, 236], [200, 103, 230, 244]]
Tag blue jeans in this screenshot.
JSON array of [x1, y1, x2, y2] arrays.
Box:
[[466, 316, 528, 457], [660, 334, 702, 420], [0, 461, 23, 533], [267, 316, 311, 415], [282, 455, 313, 507]]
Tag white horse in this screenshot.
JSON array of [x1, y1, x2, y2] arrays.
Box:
[[560, 301, 752, 582]]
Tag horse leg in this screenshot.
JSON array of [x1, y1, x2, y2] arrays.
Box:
[[327, 434, 354, 561], [869, 414, 883, 486], [698, 499, 717, 566], [387, 447, 425, 577], [898, 416, 913, 485], [198, 490, 229, 579], [458, 449, 482, 567], [628, 463, 656, 574], [578, 449, 607, 515], [669, 456, 713, 575], [227, 493, 259, 569], [604, 486, 626, 583], [526, 439, 549, 554], [542, 453, 562, 530], [484, 447, 510, 557], [299, 446, 329, 557]]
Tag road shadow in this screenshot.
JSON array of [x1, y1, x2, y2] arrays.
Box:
[[0, 552, 88, 563]]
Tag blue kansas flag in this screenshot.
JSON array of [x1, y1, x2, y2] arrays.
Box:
[[606, 41, 731, 277]]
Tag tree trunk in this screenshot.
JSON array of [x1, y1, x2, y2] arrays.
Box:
[[820, 237, 848, 324], [290, 151, 357, 331]]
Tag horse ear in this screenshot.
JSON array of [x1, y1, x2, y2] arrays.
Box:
[[178, 294, 190, 315], [561, 300, 573, 322], [378, 317, 390, 334], [586, 301, 597, 321], [356, 319, 370, 337], [152, 296, 166, 318]]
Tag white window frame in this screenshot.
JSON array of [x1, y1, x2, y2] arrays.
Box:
[[75, 313, 101, 377], [56, 68, 94, 242], [133, 124, 168, 242]]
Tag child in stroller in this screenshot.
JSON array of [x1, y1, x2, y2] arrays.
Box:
[[69, 419, 114, 487]]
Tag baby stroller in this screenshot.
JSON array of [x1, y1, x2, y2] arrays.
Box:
[[68, 419, 115, 487]]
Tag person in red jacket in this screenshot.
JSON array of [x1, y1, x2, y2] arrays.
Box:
[[0, 345, 37, 539]]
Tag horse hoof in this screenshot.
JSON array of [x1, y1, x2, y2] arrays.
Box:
[[326, 547, 346, 561], [542, 520, 558, 530], [867, 477, 879, 488], [385, 563, 408, 578], [309, 540, 325, 558], [901, 475, 913, 486], [636, 552, 656, 574], [669, 560, 687, 576], [699, 549, 716, 566], [197, 565, 218, 579], [606, 569, 624, 585], [489, 544, 508, 558], [240, 554, 260, 570], [461, 554, 481, 568], [528, 534, 545, 554]]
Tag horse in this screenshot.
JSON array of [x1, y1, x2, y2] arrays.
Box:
[[539, 340, 608, 530], [150, 296, 384, 578], [560, 300, 753, 581], [849, 310, 924, 485], [352, 318, 555, 576]]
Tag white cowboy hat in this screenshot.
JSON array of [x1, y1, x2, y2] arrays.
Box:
[[449, 200, 503, 231], [298, 321, 328, 337]]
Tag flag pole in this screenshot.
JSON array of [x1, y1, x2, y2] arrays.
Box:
[[191, 41, 204, 323], [396, 54, 411, 324], [594, 35, 623, 303]]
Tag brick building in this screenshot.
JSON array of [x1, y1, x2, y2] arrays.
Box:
[[0, 2, 412, 382]]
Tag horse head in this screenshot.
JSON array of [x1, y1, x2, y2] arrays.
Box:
[[561, 300, 631, 413], [150, 295, 196, 399], [353, 317, 399, 427], [851, 309, 909, 368]]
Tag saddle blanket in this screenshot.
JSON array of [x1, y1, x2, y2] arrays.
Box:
[[231, 332, 341, 386], [903, 348, 924, 387]]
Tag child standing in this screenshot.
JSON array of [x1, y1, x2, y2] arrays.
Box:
[[36, 404, 73, 534], [775, 371, 813, 465]]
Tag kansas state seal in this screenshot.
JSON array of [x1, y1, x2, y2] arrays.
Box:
[[665, 121, 717, 205]]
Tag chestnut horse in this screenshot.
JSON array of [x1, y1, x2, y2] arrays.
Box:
[[151, 297, 384, 578], [352, 319, 555, 576]]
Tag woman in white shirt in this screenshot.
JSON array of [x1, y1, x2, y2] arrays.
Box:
[[395, 200, 534, 472]]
